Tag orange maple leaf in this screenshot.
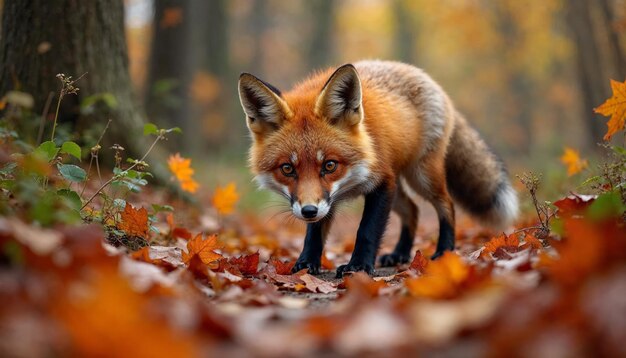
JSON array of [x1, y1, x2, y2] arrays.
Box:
[[213, 182, 239, 215], [167, 153, 199, 193], [182, 234, 222, 265], [481, 233, 520, 258], [405, 251, 470, 299], [269, 256, 295, 275], [560, 147, 588, 176], [160, 7, 183, 29], [595, 79, 626, 140], [118, 204, 149, 238]]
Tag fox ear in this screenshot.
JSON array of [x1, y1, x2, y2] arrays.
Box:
[[315, 64, 363, 127], [238, 73, 291, 136]]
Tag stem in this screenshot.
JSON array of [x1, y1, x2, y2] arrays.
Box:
[[81, 134, 163, 210], [37, 91, 54, 145], [50, 90, 63, 142]]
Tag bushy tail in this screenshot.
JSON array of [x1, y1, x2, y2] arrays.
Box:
[[445, 113, 518, 228]]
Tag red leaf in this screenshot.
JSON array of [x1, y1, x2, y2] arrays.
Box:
[[409, 250, 429, 273]]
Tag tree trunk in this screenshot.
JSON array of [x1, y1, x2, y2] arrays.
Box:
[[306, 0, 335, 70], [599, 0, 626, 81], [0, 0, 148, 158], [145, 0, 194, 151], [393, 0, 415, 65], [565, 0, 612, 148]]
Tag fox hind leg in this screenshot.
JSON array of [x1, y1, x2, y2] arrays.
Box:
[[379, 186, 418, 267], [405, 159, 456, 260]]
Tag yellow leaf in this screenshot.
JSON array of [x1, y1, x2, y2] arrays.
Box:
[[595, 79, 626, 140], [182, 234, 222, 265], [560, 147, 588, 176], [213, 182, 239, 215], [167, 153, 199, 193]]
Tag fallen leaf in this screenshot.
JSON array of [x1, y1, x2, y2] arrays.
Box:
[[409, 250, 429, 273], [182, 234, 222, 265], [213, 182, 239, 215], [299, 273, 337, 294], [228, 252, 260, 275], [553, 193, 596, 217], [560, 147, 588, 176], [405, 252, 472, 299], [344, 272, 386, 297], [481, 234, 520, 258], [594, 79, 626, 140], [118, 204, 149, 239], [269, 256, 295, 275]]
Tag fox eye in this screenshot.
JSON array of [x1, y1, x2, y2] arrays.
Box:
[[322, 160, 338, 174], [280, 163, 296, 177]]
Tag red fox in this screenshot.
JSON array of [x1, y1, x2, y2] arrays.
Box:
[[238, 60, 518, 277]]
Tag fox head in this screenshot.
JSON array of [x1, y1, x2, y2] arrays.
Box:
[[238, 64, 376, 222]]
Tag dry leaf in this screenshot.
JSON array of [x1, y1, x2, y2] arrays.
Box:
[[409, 250, 429, 273], [594, 79, 626, 140], [182, 234, 222, 265], [481, 234, 520, 258], [213, 182, 239, 215], [118, 204, 149, 239], [405, 252, 470, 299]]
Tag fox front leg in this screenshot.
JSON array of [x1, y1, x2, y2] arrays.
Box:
[[336, 183, 393, 278], [292, 217, 332, 274]]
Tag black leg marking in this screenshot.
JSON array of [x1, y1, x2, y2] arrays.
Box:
[[292, 221, 325, 274], [336, 184, 393, 278], [379, 225, 414, 267], [431, 217, 455, 260]]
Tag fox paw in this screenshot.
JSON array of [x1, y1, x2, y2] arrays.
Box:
[[292, 261, 321, 275], [430, 250, 450, 260], [336, 262, 375, 278], [378, 253, 410, 267]]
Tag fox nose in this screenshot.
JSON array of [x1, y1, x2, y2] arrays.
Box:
[[301, 205, 318, 219]]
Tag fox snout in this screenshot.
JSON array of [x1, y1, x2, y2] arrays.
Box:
[[292, 200, 331, 222]]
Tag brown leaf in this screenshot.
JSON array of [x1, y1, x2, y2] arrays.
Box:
[[299, 273, 337, 294], [118, 203, 149, 239], [228, 252, 260, 276], [269, 256, 295, 275], [344, 272, 386, 297], [409, 250, 429, 273], [553, 193, 596, 217], [481, 234, 520, 258]]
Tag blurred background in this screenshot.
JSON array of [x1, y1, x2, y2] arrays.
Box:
[[1, 0, 625, 209]]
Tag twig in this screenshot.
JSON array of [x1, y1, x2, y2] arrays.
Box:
[[80, 119, 111, 196], [37, 91, 54, 145], [80, 133, 163, 210]]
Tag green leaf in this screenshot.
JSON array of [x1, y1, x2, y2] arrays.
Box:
[[587, 191, 625, 221], [57, 189, 82, 210], [152, 204, 174, 213], [61, 141, 82, 160], [113, 198, 126, 209], [57, 164, 87, 182], [143, 123, 159, 136], [611, 145, 626, 157], [34, 141, 59, 162], [0, 162, 17, 176], [165, 127, 182, 134]]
